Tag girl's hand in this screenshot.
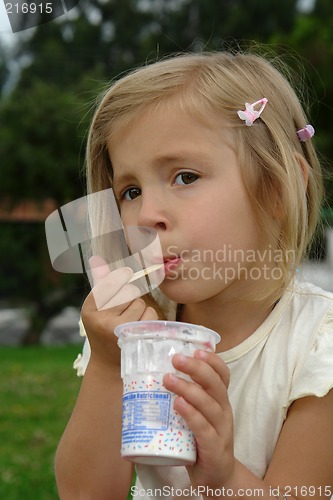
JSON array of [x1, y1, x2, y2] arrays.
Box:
[[81, 256, 158, 368], [163, 350, 235, 490]]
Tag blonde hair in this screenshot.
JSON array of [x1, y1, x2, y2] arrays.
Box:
[[86, 50, 324, 310]]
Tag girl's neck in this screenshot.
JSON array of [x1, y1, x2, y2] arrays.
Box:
[[179, 296, 277, 353]]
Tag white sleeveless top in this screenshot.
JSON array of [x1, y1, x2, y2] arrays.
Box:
[[74, 281, 333, 499]]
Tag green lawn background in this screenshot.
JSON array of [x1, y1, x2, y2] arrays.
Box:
[[0, 346, 134, 499], [0, 346, 81, 499]]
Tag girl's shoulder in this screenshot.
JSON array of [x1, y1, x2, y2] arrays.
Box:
[[281, 280, 333, 414], [279, 279, 333, 357], [287, 279, 333, 329], [292, 279, 333, 302]]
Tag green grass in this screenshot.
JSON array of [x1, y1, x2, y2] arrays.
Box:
[[0, 345, 135, 499], [0, 346, 82, 499]]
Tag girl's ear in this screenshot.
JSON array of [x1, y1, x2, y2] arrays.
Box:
[[294, 151, 310, 189]]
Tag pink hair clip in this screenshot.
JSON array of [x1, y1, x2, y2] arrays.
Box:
[[237, 98, 268, 126], [297, 124, 315, 142]]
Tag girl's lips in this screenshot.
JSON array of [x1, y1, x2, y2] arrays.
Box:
[[164, 257, 182, 273]]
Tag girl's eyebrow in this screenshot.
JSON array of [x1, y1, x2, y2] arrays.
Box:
[[152, 152, 211, 166]]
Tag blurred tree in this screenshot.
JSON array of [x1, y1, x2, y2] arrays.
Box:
[[0, 79, 87, 202], [0, 222, 86, 345], [7, 0, 301, 93], [269, 0, 333, 207], [0, 47, 9, 92], [0, 78, 92, 343], [149, 0, 299, 51], [12, 0, 157, 89]]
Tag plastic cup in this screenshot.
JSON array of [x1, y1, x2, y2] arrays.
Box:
[[114, 320, 221, 466]]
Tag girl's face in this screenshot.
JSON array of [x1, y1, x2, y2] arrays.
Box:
[[108, 104, 267, 305]]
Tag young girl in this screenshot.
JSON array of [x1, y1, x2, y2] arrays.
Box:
[[55, 51, 333, 500]]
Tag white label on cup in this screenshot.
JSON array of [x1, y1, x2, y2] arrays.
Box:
[[122, 391, 171, 436]]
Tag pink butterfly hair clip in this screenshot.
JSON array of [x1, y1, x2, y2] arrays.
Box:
[[297, 124, 315, 142], [237, 98, 268, 126]]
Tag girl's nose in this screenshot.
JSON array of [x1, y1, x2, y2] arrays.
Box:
[[137, 191, 169, 231]]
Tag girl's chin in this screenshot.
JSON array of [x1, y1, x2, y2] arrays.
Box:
[[158, 277, 215, 304]]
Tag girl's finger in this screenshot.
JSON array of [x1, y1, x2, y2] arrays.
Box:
[[139, 306, 159, 321], [171, 354, 230, 410], [194, 350, 230, 388], [120, 298, 148, 322], [89, 255, 111, 285], [100, 284, 141, 310], [173, 396, 217, 442], [91, 267, 134, 310], [173, 396, 232, 473], [164, 372, 224, 431]]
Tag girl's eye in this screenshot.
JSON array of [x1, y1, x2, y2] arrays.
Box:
[[174, 172, 199, 185], [122, 187, 141, 201]]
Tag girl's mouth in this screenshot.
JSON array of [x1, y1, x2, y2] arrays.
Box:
[[163, 257, 182, 274]]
